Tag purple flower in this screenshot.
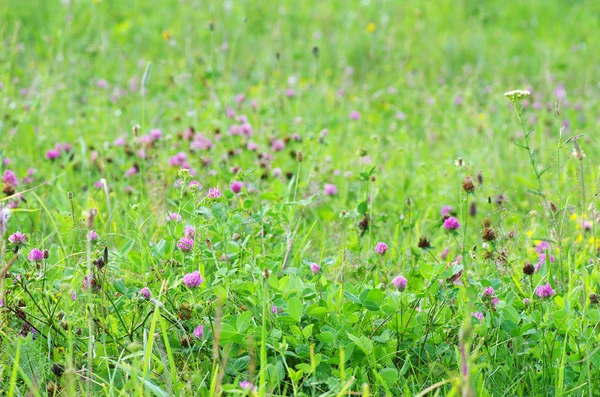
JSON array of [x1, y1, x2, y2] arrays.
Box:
[[324, 184, 338, 196], [472, 312, 484, 321], [231, 181, 243, 194], [184, 225, 195, 240], [440, 247, 450, 260], [555, 84, 567, 100], [96, 78, 108, 88], [193, 325, 204, 339], [125, 166, 138, 177], [581, 220, 593, 230], [491, 297, 499, 307], [177, 237, 194, 252], [207, 187, 221, 199], [443, 217, 460, 231], [8, 231, 26, 245], [139, 287, 151, 299], [150, 129, 162, 141], [71, 290, 77, 301], [241, 123, 253, 136], [167, 212, 182, 223], [28, 248, 44, 262], [169, 152, 188, 167], [535, 282, 555, 299], [190, 135, 213, 151], [374, 242, 388, 255], [271, 305, 278, 314], [349, 111, 361, 120], [239, 381, 255, 391], [440, 205, 453, 216], [182, 271, 204, 288], [392, 275, 407, 291], [309, 263, 321, 275], [536, 252, 555, 272], [2, 170, 18, 186], [82, 273, 97, 290], [482, 287, 495, 298], [46, 149, 61, 160], [87, 230, 99, 242], [271, 139, 285, 151], [535, 241, 551, 254]]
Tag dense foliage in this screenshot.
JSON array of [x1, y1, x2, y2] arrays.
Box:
[[1, 0, 599, 395]]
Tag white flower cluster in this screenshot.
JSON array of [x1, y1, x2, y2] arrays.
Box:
[[0, 207, 10, 236], [504, 89, 531, 103]]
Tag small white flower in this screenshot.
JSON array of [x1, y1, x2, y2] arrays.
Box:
[[504, 89, 531, 103]]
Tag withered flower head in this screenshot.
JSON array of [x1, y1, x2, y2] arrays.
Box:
[[462, 176, 475, 193], [482, 227, 496, 242], [418, 236, 431, 250]]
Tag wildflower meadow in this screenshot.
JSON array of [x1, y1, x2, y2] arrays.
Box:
[[1, 0, 599, 396]]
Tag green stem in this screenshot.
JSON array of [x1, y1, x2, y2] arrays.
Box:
[[515, 107, 544, 195]]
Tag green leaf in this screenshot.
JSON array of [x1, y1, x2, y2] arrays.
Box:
[[588, 309, 600, 322], [113, 279, 129, 297], [317, 331, 335, 343], [501, 305, 519, 324], [236, 311, 253, 333], [296, 363, 312, 373], [357, 201, 368, 215], [347, 334, 373, 355], [276, 316, 298, 324], [344, 291, 362, 304], [366, 289, 384, 303], [302, 324, 314, 338], [419, 262, 434, 279], [272, 178, 285, 197], [288, 368, 303, 382], [399, 354, 411, 375], [308, 307, 330, 317], [288, 297, 303, 322], [379, 367, 399, 383], [552, 310, 569, 329], [120, 240, 135, 256], [219, 324, 240, 344]]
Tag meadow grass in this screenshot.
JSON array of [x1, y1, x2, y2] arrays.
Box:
[[1, 0, 600, 395]]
